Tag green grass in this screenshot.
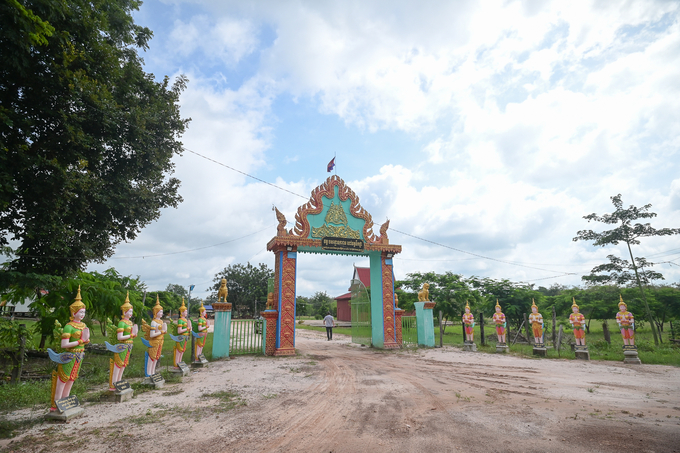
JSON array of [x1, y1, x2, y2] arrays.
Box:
[[433, 319, 680, 366], [295, 323, 352, 336], [0, 319, 216, 412]]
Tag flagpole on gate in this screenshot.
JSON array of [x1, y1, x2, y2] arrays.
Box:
[[334, 152, 337, 175]]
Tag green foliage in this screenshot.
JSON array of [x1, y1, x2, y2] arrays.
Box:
[[307, 291, 335, 319], [211, 263, 273, 318], [574, 194, 680, 345], [0, 0, 189, 277]]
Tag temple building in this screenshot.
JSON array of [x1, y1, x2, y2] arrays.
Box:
[[334, 265, 371, 322]]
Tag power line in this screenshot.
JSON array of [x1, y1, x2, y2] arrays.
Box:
[[184, 148, 308, 200], [390, 228, 577, 277]]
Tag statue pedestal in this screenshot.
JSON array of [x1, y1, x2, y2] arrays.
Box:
[[170, 361, 190, 376], [45, 396, 84, 421], [192, 354, 209, 368], [45, 406, 84, 421], [496, 343, 508, 353], [142, 373, 165, 389], [102, 380, 133, 403], [462, 342, 477, 352], [574, 346, 590, 361], [532, 344, 547, 357], [623, 345, 641, 364]]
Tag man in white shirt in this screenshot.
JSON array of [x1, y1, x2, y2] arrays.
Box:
[[323, 312, 335, 341]]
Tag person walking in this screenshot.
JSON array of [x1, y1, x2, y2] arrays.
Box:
[[323, 312, 335, 341]]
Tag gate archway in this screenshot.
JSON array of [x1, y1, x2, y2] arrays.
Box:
[[265, 175, 402, 355]]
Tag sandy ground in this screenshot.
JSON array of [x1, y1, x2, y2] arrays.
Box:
[[2, 329, 680, 453]]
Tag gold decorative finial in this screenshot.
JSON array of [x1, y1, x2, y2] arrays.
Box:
[[69, 285, 86, 320], [121, 291, 133, 313], [495, 299, 501, 309], [179, 298, 187, 313], [152, 294, 163, 317], [198, 300, 206, 313], [571, 297, 579, 309], [618, 295, 627, 309]]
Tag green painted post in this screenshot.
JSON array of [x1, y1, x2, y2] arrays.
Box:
[[414, 302, 435, 347], [369, 251, 384, 348], [212, 307, 232, 359]]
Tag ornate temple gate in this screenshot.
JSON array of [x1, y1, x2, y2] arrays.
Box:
[[265, 176, 403, 355]]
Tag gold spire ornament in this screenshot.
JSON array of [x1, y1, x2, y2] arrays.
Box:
[[572, 297, 579, 309], [198, 300, 206, 313], [69, 285, 86, 320], [121, 291, 133, 314], [531, 299, 538, 310], [495, 299, 501, 309], [179, 298, 187, 313], [465, 300, 471, 311], [152, 295, 163, 317], [618, 294, 627, 308]]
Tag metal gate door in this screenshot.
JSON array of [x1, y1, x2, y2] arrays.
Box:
[[401, 315, 417, 346], [350, 279, 371, 346], [230, 318, 264, 355]]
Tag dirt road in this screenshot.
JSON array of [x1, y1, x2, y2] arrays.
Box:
[[3, 329, 680, 452]]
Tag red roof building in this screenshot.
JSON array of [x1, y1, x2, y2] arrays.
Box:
[[335, 266, 371, 322]]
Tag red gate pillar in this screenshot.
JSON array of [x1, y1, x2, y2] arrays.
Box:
[[382, 252, 399, 349], [395, 308, 404, 346], [262, 310, 278, 356], [273, 245, 297, 356]]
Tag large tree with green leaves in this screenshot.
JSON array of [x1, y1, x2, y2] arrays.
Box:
[[211, 263, 274, 318], [573, 194, 680, 345], [0, 0, 189, 277]]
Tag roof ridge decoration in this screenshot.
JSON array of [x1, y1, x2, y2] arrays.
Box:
[[293, 175, 378, 243]]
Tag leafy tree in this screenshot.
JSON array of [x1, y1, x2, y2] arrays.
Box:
[[295, 296, 308, 317], [0, 0, 189, 277], [573, 194, 680, 344], [211, 263, 273, 318], [400, 271, 483, 334]]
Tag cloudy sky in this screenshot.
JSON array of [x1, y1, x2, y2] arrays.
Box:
[[87, 0, 680, 301]]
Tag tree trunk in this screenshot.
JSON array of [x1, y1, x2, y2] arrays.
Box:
[[552, 306, 557, 346], [479, 312, 485, 346], [626, 241, 659, 345], [10, 325, 26, 384], [524, 313, 531, 344], [39, 334, 46, 350], [602, 320, 611, 344]]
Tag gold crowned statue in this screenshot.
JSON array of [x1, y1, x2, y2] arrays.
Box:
[[616, 295, 635, 346], [492, 300, 507, 345], [141, 295, 166, 376], [173, 298, 191, 367], [569, 298, 586, 347], [195, 301, 209, 359], [48, 286, 90, 410], [107, 292, 138, 390], [528, 299, 544, 345]]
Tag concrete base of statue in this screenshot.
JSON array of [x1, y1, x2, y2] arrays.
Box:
[[462, 342, 477, 352], [574, 345, 590, 360], [142, 373, 165, 389], [496, 344, 508, 353], [533, 344, 547, 357], [170, 361, 190, 376], [115, 387, 134, 402], [45, 406, 85, 421], [192, 354, 209, 368], [623, 345, 641, 364]]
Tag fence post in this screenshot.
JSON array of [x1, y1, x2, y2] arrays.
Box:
[[11, 324, 26, 384], [524, 313, 531, 344], [552, 306, 557, 347], [479, 312, 485, 346], [439, 310, 443, 348], [556, 325, 564, 357], [262, 310, 278, 356]]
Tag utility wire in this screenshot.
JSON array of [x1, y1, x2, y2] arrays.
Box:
[[390, 228, 577, 277]]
